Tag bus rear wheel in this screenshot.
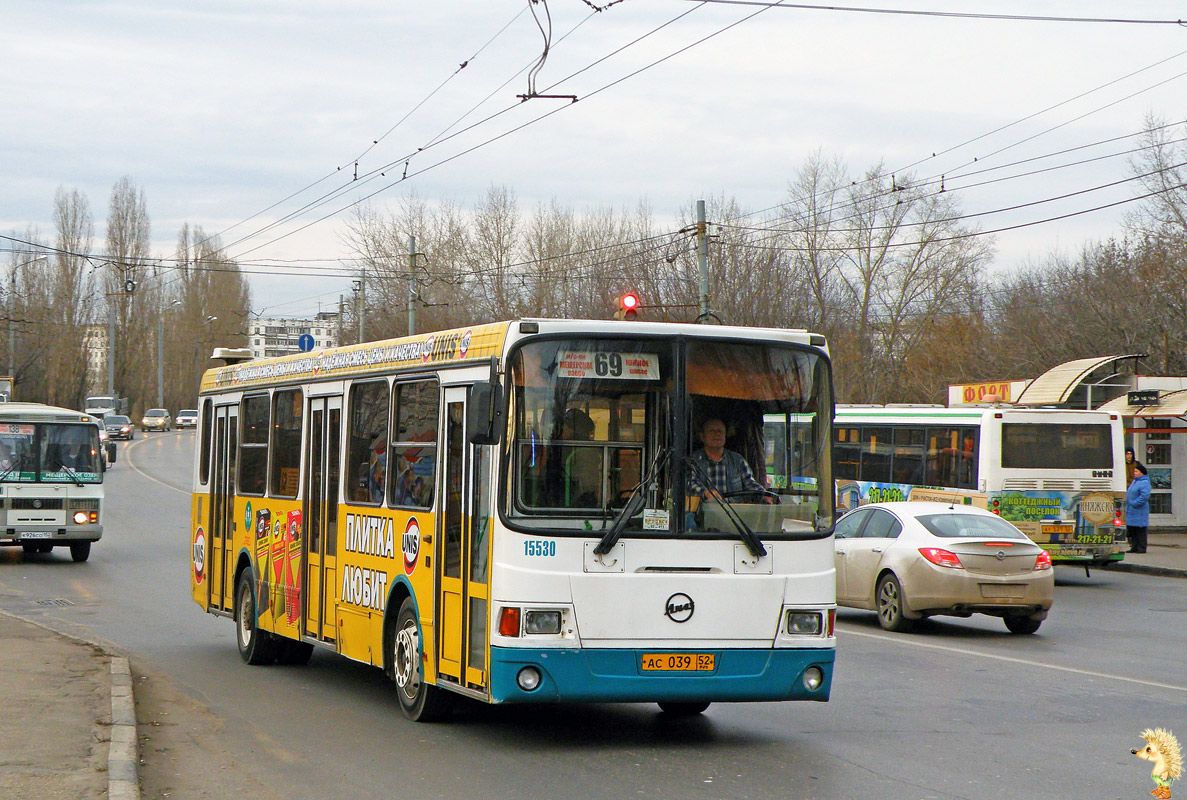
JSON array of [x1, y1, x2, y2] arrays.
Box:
[[276, 639, 314, 665], [236, 572, 277, 665], [391, 597, 452, 722]]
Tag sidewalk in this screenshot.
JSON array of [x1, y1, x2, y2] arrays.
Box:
[[0, 534, 1183, 798], [0, 610, 137, 800], [1102, 529, 1187, 578]]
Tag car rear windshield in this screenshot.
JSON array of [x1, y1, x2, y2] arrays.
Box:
[[917, 513, 1027, 539]]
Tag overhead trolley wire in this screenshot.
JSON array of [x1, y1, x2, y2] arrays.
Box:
[[678, 1, 1187, 25]]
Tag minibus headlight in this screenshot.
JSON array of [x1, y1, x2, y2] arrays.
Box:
[[802, 666, 824, 691], [72, 511, 89, 525], [523, 610, 561, 635], [786, 611, 823, 635]]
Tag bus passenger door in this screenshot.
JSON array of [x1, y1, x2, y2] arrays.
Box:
[[208, 404, 238, 613], [437, 386, 491, 693], [304, 395, 342, 642]]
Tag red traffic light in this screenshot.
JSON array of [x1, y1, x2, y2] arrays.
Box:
[[615, 293, 640, 320]]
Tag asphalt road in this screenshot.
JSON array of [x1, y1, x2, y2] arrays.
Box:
[[0, 431, 1181, 799]]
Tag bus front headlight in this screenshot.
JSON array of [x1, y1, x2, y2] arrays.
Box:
[[73, 511, 89, 525], [786, 610, 823, 635]]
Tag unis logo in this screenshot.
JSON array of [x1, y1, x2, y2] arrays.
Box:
[[402, 517, 420, 575], [664, 592, 695, 623], [191, 527, 206, 585]]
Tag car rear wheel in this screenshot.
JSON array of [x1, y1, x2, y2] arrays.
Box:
[[1004, 615, 1041, 635], [657, 701, 710, 716], [876, 574, 915, 632]]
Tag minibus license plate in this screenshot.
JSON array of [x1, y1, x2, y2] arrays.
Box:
[[21, 531, 52, 540], [641, 653, 714, 672]]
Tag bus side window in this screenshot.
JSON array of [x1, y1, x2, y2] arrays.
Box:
[[347, 380, 389, 505], [390, 380, 438, 510], [238, 394, 270, 496]]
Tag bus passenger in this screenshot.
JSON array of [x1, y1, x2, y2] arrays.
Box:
[[688, 418, 771, 503]]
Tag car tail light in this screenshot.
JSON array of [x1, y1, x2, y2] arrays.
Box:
[[918, 547, 964, 569], [498, 607, 521, 637], [1034, 550, 1052, 571]]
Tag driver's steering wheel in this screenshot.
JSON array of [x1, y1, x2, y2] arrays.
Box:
[[722, 489, 781, 505]]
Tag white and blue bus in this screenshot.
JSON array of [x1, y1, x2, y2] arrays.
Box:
[[831, 405, 1127, 567], [191, 319, 837, 720], [0, 402, 106, 562]]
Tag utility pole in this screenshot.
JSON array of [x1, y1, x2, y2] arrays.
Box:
[[157, 316, 164, 407], [696, 199, 709, 322], [107, 301, 115, 394], [408, 236, 416, 336], [357, 269, 366, 343], [8, 268, 14, 382], [337, 295, 344, 346]]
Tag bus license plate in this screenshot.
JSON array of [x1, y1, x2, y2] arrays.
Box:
[[1041, 524, 1074, 535], [21, 531, 52, 540], [641, 653, 715, 672]]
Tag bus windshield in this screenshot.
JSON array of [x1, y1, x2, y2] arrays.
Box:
[[0, 423, 102, 483], [509, 336, 832, 536]]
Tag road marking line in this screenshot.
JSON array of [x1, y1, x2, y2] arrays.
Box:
[[124, 436, 189, 495], [839, 624, 1187, 693]]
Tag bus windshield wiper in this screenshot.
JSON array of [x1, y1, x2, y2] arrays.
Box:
[[53, 459, 85, 487], [685, 456, 767, 559], [593, 447, 669, 555]]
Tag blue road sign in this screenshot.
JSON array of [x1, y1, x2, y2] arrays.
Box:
[[297, 333, 315, 352]]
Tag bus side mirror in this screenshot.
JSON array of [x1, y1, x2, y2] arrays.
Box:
[[468, 381, 504, 445], [106, 443, 117, 464]]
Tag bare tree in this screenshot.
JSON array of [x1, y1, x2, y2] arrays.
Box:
[[41, 188, 96, 408], [104, 176, 154, 413]]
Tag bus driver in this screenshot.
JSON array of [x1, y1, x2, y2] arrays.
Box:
[[687, 417, 772, 503]]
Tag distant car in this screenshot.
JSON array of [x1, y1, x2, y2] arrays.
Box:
[[141, 408, 172, 432], [175, 409, 198, 429], [104, 415, 135, 440], [833, 501, 1054, 635], [84, 415, 115, 467]]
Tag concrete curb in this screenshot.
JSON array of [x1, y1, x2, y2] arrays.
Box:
[[1103, 562, 1187, 579], [109, 657, 140, 800]]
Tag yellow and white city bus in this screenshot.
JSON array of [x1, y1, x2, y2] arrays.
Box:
[[190, 319, 836, 720]]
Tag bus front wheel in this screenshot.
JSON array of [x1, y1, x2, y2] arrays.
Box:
[[69, 542, 90, 562], [236, 572, 277, 665], [391, 597, 452, 722]]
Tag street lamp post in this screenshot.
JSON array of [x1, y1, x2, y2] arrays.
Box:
[[157, 300, 182, 408]]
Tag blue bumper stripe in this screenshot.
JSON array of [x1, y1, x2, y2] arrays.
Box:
[[489, 646, 834, 704]]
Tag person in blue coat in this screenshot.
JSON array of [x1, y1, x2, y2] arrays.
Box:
[[1127, 462, 1151, 554]]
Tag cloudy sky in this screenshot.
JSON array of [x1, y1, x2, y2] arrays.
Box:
[[5, 1, 1187, 318]]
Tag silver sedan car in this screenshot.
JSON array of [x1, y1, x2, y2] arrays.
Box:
[[834, 501, 1054, 634]]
